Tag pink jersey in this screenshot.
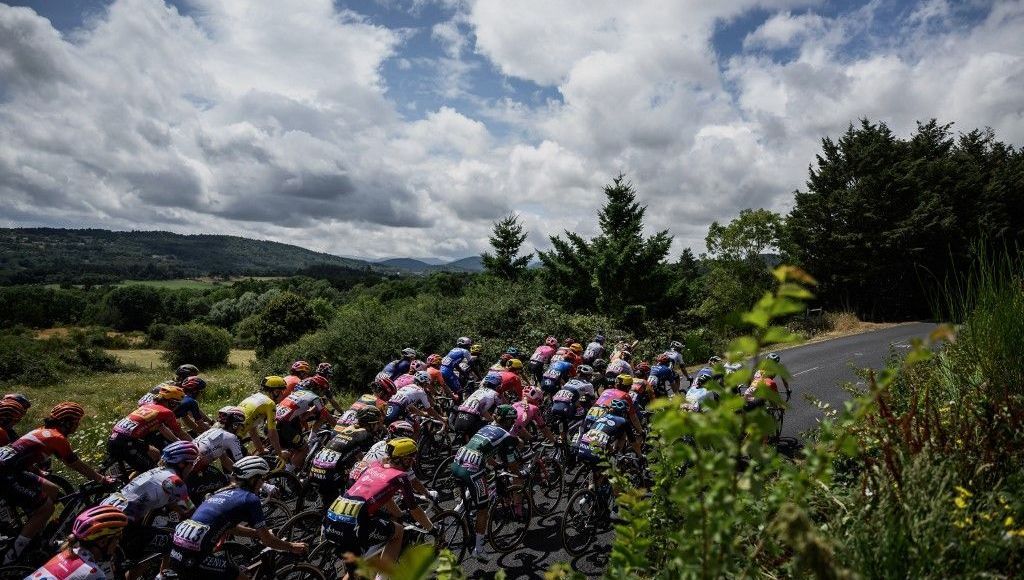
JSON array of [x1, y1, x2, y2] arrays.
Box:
[[510, 401, 545, 437], [393, 373, 416, 389], [344, 463, 416, 516], [530, 345, 555, 364], [595, 388, 634, 415], [30, 547, 111, 579]]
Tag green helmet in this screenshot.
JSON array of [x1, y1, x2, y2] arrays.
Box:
[[494, 404, 517, 423]]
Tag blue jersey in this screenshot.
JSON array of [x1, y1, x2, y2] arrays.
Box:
[[649, 364, 676, 385], [174, 396, 201, 421], [575, 415, 629, 461], [382, 359, 411, 381], [696, 367, 714, 380], [440, 347, 470, 374], [172, 487, 264, 554], [550, 360, 573, 379]]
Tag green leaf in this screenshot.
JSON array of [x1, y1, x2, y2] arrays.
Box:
[[741, 309, 771, 328], [762, 326, 800, 345], [728, 336, 759, 358], [776, 282, 815, 300]]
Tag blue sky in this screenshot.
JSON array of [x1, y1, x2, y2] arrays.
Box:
[[1, 0, 1021, 259]]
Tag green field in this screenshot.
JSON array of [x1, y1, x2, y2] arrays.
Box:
[[44, 276, 284, 290]]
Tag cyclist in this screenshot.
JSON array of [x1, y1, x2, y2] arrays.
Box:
[[336, 382, 390, 428], [587, 375, 644, 454], [765, 352, 791, 395], [583, 334, 606, 365], [683, 374, 720, 413], [648, 354, 679, 398], [380, 348, 417, 383], [439, 337, 473, 395], [190, 407, 246, 498], [29, 505, 128, 580], [550, 365, 597, 443], [283, 360, 312, 395], [300, 371, 345, 415], [0, 402, 114, 565], [140, 376, 211, 434], [575, 399, 633, 518], [384, 371, 444, 425], [309, 406, 385, 507], [148, 364, 198, 392], [528, 336, 558, 386], [0, 397, 28, 446], [165, 456, 306, 579], [237, 376, 288, 461], [346, 419, 417, 486], [275, 384, 331, 473], [451, 404, 521, 560], [665, 341, 694, 384], [694, 356, 723, 385], [590, 359, 610, 391], [452, 373, 501, 441], [605, 351, 633, 383], [540, 356, 574, 397], [511, 387, 555, 443], [108, 385, 192, 474], [630, 362, 657, 409], [424, 360, 455, 404], [497, 358, 526, 402], [323, 437, 432, 573], [101, 441, 197, 562]]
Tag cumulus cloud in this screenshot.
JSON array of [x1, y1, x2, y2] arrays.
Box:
[[1, 0, 1022, 259]]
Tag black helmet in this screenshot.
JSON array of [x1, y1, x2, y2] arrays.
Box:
[[175, 364, 199, 381]]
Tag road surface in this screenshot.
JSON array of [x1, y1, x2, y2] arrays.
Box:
[[460, 322, 938, 579]]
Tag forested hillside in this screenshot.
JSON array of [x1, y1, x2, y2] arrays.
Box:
[[0, 228, 378, 284]]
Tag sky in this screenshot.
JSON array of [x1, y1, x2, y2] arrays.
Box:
[[0, 0, 1021, 261]]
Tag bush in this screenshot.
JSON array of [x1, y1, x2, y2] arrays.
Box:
[[161, 323, 232, 369], [0, 331, 122, 385], [253, 292, 316, 358], [146, 322, 171, 345]]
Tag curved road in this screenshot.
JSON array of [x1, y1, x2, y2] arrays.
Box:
[[460, 322, 937, 579]]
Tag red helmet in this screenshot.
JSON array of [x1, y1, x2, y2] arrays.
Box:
[[0, 399, 27, 423], [49, 402, 85, 423], [425, 354, 443, 367], [656, 353, 670, 365], [180, 376, 207, 394], [374, 376, 396, 397], [290, 361, 312, 375], [72, 505, 128, 541], [636, 362, 651, 376]]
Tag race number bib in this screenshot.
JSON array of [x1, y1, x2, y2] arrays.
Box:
[[583, 429, 610, 449], [455, 447, 483, 470], [543, 368, 562, 380], [172, 519, 211, 551], [441, 355, 454, 367], [313, 449, 342, 470], [553, 389, 575, 403], [327, 497, 364, 524], [586, 406, 607, 421], [113, 418, 140, 435]]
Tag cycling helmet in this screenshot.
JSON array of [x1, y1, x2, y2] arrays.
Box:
[[0, 399, 27, 422], [425, 354, 443, 367], [290, 361, 312, 375], [615, 374, 634, 387], [162, 441, 199, 466], [401, 348, 417, 358], [608, 398, 628, 416], [232, 456, 270, 480], [413, 371, 431, 386], [544, 336, 558, 347], [303, 375, 330, 392], [636, 362, 651, 376], [483, 373, 501, 387], [217, 406, 245, 425], [456, 337, 472, 348], [655, 353, 670, 365], [504, 346, 520, 357], [494, 404, 517, 424], [594, 335, 606, 344], [157, 385, 185, 403], [356, 406, 383, 427], [577, 365, 594, 376], [669, 341, 683, 350], [619, 351, 632, 361], [506, 358, 524, 371], [387, 437, 418, 459], [766, 353, 781, 363], [709, 355, 723, 364], [694, 373, 711, 387], [592, 359, 608, 370], [72, 505, 128, 542], [388, 420, 415, 437], [316, 362, 334, 378], [499, 353, 513, 365], [261, 375, 287, 391], [570, 343, 583, 355], [470, 344, 483, 355], [563, 337, 575, 346], [412, 360, 427, 372], [49, 402, 85, 423], [523, 386, 543, 405], [4, 393, 31, 409], [175, 364, 199, 381], [374, 375, 396, 395], [180, 376, 207, 394]]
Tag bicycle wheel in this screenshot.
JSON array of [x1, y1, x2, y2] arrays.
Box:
[[429, 456, 457, 506], [280, 509, 323, 543], [265, 471, 303, 510], [560, 488, 597, 556], [487, 486, 531, 552], [431, 509, 469, 564], [307, 540, 346, 579], [532, 454, 565, 516], [276, 563, 328, 580], [262, 498, 293, 533], [294, 479, 324, 512]]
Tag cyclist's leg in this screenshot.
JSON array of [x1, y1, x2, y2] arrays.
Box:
[[1, 471, 52, 562]]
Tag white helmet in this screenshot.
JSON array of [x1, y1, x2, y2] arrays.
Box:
[[232, 456, 270, 480]]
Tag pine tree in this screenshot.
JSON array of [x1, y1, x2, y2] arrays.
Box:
[[481, 213, 533, 281]]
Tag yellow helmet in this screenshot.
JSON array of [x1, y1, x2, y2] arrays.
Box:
[[157, 385, 185, 402], [507, 358, 524, 371], [616, 374, 633, 387], [261, 375, 287, 391], [387, 437, 418, 459], [570, 343, 583, 354]]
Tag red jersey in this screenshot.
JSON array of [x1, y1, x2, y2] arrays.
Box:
[[0, 427, 77, 472], [595, 388, 635, 414], [110, 403, 180, 440], [426, 367, 448, 391], [498, 371, 524, 400], [343, 463, 416, 516]]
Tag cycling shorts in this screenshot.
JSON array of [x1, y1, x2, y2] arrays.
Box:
[[167, 546, 240, 580], [451, 464, 494, 509], [0, 470, 46, 509], [451, 412, 483, 437], [107, 436, 156, 474], [277, 420, 305, 451], [322, 511, 395, 555]]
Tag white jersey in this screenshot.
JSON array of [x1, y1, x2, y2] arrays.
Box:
[[194, 426, 244, 463], [665, 350, 686, 372], [100, 466, 192, 524], [564, 379, 596, 399], [606, 359, 633, 377], [390, 385, 430, 409], [458, 387, 499, 416], [30, 547, 113, 579]]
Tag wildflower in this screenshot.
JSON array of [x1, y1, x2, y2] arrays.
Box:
[[955, 486, 973, 498], [955, 497, 969, 509], [1005, 516, 1015, 528]]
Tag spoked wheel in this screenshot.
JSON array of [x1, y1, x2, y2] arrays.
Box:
[[429, 456, 457, 507], [560, 488, 598, 556], [307, 541, 346, 579], [276, 563, 328, 580], [487, 486, 531, 552], [295, 480, 325, 512], [279, 509, 323, 543], [265, 471, 303, 510], [262, 498, 293, 535], [431, 509, 469, 564], [531, 452, 565, 516]]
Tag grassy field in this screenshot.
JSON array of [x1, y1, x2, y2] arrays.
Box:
[[44, 276, 284, 290], [106, 348, 255, 369]]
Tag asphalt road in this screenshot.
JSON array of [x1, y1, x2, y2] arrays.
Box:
[[459, 322, 938, 579]]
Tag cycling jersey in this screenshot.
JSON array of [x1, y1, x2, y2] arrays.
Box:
[[426, 367, 447, 392], [238, 393, 277, 431], [310, 426, 376, 500], [576, 415, 629, 463], [510, 401, 545, 437], [453, 424, 517, 473], [347, 440, 389, 483], [274, 390, 326, 425], [440, 347, 470, 393], [110, 403, 180, 441], [458, 387, 500, 417], [0, 425, 16, 447], [664, 350, 686, 373], [282, 375, 302, 396], [649, 364, 677, 393], [389, 386, 430, 410], [193, 427, 244, 465], [140, 390, 203, 423], [529, 345, 555, 364], [393, 373, 416, 390], [595, 387, 634, 410], [381, 359, 411, 381], [564, 379, 596, 400], [583, 341, 605, 363], [101, 466, 193, 524], [337, 394, 387, 427], [0, 427, 77, 472], [606, 359, 633, 377], [171, 487, 264, 555], [684, 385, 719, 411], [497, 371, 524, 400], [336, 463, 416, 518], [30, 547, 113, 580]]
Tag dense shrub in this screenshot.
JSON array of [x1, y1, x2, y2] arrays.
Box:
[[0, 332, 122, 385], [161, 323, 232, 369], [252, 292, 317, 358]]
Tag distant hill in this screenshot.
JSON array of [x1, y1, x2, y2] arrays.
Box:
[[374, 256, 484, 274], [376, 258, 436, 272], [0, 228, 382, 285], [445, 256, 484, 272]]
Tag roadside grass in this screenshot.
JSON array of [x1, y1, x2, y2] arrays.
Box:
[[105, 348, 255, 369]]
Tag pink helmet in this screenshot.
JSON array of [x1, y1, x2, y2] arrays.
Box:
[[544, 336, 558, 347], [523, 386, 544, 405]]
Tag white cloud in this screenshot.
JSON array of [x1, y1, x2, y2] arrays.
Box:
[[743, 11, 827, 50]]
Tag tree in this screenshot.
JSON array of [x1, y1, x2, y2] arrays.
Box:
[[252, 292, 316, 357], [705, 208, 784, 261], [481, 213, 533, 281], [539, 174, 673, 316]]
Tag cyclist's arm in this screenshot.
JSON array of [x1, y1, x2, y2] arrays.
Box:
[[539, 424, 556, 444], [158, 424, 184, 443], [67, 457, 108, 483], [233, 525, 306, 553], [218, 454, 236, 472]]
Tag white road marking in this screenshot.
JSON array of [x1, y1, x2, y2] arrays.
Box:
[[793, 366, 820, 376], [893, 342, 911, 349]]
